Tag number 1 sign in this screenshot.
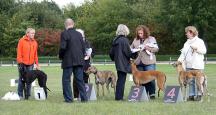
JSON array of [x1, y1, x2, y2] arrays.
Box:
[[164, 86, 183, 103]]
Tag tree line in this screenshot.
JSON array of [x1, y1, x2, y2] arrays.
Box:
[[0, 0, 215, 57]]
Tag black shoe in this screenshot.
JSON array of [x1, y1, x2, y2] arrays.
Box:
[[150, 96, 156, 100], [81, 100, 88, 103], [194, 95, 202, 101], [64, 100, 73, 103], [187, 96, 195, 101]]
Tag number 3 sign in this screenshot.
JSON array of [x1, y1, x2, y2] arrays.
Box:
[[164, 86, 183, 103], [128, 86, 148, 102]]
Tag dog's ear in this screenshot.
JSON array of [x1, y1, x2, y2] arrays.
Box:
[[171, 62, 177, 67], [93, 66, 97, 71], [130, 58, 134, 64], [177, 61, 182, 65]]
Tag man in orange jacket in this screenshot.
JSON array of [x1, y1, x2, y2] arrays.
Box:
[[17, 28, 39, 98]]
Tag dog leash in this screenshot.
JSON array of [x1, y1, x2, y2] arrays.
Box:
[[183, 46, 191, 62]]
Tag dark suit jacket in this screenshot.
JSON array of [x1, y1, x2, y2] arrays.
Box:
[[59, 28, 85, 69]]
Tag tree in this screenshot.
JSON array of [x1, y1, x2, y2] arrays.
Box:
[[160, 0, 216, 54], [1, 0, 64, 57], [63, 0, 162, 54]]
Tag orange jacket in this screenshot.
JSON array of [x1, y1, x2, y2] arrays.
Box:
[[17, 35, 39, 66]]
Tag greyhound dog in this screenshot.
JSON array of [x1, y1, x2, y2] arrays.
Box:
[[172, 61, 209, 102], [19, 64, 50, 99], [86, 66, 116, 96], [130, 61, 166, 97]]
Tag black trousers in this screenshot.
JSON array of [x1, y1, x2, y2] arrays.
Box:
[[73, 72, 89, 98], [115, 71, 127, 100]]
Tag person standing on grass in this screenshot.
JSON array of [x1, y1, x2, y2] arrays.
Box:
[[73, 29, 94, 99], [178, 26, 207, 101], [130, 25, 159, 99], [109, 24, 132, 101], [59, 18, 87, 103], [17, 28, 40, 98]]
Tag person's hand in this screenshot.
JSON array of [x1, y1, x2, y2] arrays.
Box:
[[190, 45, 197, 50], [144, 46, 151, 52], [18, 63, 24, 71], [35, 65, 40, 70], [84, 55, 90, 60], [138, 45, 145, 51], [190, 45, 197, 54]]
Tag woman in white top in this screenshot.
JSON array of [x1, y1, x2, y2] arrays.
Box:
[[178, 26, 207, 101]]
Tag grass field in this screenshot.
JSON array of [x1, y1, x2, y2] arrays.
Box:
[[0, 64, 216, 115]]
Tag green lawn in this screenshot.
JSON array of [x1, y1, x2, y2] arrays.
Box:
[[0, 64, 216, 115]]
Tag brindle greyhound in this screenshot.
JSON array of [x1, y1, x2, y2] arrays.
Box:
[[86, 66, 116, 96]]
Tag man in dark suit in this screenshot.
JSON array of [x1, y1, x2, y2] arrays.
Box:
[[59, 18, 87, 103]]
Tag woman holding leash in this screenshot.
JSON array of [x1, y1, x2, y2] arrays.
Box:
[[109, 24, 132, 101], [178, 26, 207, 101], [130, 25, 159, 99]]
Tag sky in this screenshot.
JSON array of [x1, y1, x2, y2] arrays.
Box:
[[36, 0, 86, 8]]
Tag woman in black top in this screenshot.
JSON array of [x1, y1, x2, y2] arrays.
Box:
[[109, 24, 132, 100]]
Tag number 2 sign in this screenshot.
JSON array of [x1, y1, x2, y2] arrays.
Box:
[[164, 86, 183, 103], [79, 83, 97, 101]]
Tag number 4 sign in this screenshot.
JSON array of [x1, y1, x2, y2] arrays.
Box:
[[164, 86, 183, 103], [128, 86, 149, 102]]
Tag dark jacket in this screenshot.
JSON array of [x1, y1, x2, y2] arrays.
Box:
[[59, 28, 85, 69], [109, 35, 132, 73]]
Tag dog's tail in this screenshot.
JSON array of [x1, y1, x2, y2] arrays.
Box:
[[111, 76, 116, 93], [46, 87, 51, 92], [111, 74, 116, 88], [111, 78, 115, 88], [158, 72, 167, 97], [203, 75, 209, 95]]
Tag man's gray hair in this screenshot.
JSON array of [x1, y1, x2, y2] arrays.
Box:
[[116, 24, 130, 36], [64, 18, 74, 29]]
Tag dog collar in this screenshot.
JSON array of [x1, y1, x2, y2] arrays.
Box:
[[93, 71, 97, 74]]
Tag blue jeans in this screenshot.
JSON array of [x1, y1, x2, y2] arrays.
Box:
[[17, 64, 34, 97], [62, 66, 87, 102], [137, 63, 156, 96], [186, 68, 203, 96]]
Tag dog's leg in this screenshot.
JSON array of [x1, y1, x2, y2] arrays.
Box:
[[196, 78, 203, 102], [102, 85, 105, 96], [184, 85, 187, 101], [97, 84, 99, 96], [113, 83, 116, 94], [106, 83, 110, 94], [204, 76, 210, 102], [39, 79, 48, 98], [199, 76, 205, 96], [23, 82, 28, 99]]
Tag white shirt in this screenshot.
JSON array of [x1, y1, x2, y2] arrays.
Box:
[[178, 36, 206, 69]]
